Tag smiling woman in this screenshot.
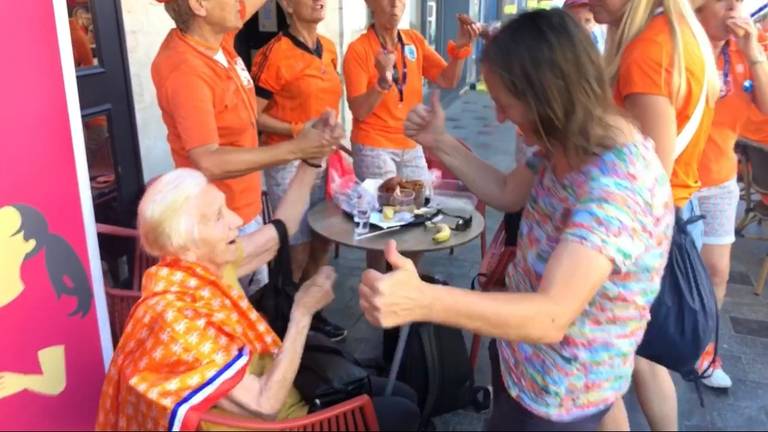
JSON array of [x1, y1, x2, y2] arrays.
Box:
[[96, 167, 420, 431], [96, 166, 334, 431], [361, 9, 675, 431], [251, 0, 342, 285]]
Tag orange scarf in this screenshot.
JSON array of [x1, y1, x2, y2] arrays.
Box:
[[96, 257, 281, 431]]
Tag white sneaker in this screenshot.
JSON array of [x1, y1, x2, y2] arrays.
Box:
[[701, 364, 733, 389]]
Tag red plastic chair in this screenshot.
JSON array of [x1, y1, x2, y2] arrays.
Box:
[[97, 226, 380, 432], [198, 395, 380, 431], [97, 223, 154, 346], [468, 220, 516, 369], [424, 143, 488, 259]]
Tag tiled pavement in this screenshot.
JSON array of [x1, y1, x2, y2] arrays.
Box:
[[323, 90, 768, 430]]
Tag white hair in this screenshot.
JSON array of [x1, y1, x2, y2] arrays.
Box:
[[138, 168, 208, 258]]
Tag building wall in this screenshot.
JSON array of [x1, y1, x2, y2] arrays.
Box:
[[120, 0, 174, 182]]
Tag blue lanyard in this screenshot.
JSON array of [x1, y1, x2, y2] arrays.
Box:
[[721, 41, 733, 99], [720, 41, 756, 97], [376, 28, 408, 103]]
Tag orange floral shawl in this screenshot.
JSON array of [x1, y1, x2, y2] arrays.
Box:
[[96, 257, 281, 431]]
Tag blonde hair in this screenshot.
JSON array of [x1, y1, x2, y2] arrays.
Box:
[[138, 168, 208, 258], [164, 0, 196, 32], [604, 0, 718, 106]]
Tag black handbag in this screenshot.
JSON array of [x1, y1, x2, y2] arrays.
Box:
[[636, 213, 719, 401], [248, 218, 295, 339], [294, 332, 372, 412]]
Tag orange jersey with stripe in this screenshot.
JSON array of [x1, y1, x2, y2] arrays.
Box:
[[251, 32, 342, 145], [614, 14, 715, 206], [343, 27, 447, 150]]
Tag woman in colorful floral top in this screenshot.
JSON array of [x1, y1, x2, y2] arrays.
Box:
[[358, 9, 675, 430]]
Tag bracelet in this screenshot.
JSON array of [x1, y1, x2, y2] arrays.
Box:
[[290, 122, 304, 138], [302, 159, 322, 168], [447, 40, 472, 60]]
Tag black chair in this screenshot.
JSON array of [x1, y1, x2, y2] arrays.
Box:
[[735, 139, 768, 295]]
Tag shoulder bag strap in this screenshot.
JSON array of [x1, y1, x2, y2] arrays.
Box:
[[673, 24, 712, 161]]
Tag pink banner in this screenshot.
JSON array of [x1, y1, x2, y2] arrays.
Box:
[[0, 1, 108, 429]]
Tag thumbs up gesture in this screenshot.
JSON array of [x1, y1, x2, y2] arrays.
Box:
[[358, 240, 427, 328], [405, 90, 448, 150]]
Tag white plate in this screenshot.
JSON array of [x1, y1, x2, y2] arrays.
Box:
[[369, 211, 414, 229]]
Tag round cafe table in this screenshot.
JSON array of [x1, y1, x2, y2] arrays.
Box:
[[307, 200, 485, 395], [307, 201, 485, 254]]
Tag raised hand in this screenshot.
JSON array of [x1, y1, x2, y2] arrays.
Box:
[[404, 91, 448, 149], [456, 14, 482, 47], [297, 109, 343, 163], [375, 49, 397, 85], [727, 16, 766, 64], [358, 240, 427, 328], [294, 266, 336, 317]]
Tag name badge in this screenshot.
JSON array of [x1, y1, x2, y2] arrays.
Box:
[[405, 44, 417, 62], [234, 57, 254, 88]]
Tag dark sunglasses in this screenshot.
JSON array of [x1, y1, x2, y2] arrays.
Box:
[[437, 210, 473, 232]]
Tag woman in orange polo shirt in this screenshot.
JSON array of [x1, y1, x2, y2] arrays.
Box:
[[693, 0, 768, 390], [250, 0, 346, 341], [590, 0, 719, 429], [251, 0, 340, 284], [152, 0, 341, 296], [343, 0, 481, 270]]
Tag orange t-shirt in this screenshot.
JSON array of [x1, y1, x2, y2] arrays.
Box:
[[699, 41, 756, 187], [741, 106, 768, 143], [614, 14, 714, 207], [151, 29, 262, 222], [343, 27, 448, 150], [251, 32, 342, 146]]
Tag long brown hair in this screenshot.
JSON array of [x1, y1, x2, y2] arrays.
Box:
[[482, 9, 623, 165]]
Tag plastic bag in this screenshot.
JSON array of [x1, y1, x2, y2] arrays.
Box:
[[332, 180, 377, 215], [326, 149, 355, 200]]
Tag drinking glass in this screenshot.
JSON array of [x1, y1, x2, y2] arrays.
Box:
[[395, 189, 416, 213], [354, 198, 371, 235]]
